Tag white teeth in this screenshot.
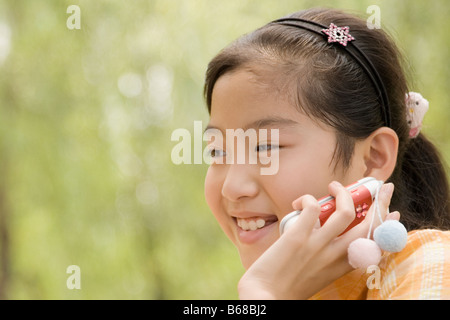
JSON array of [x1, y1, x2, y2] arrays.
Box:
[[256, 219, 265, 228], [237, 218, 267, 231]]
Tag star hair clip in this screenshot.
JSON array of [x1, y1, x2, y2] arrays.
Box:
[[321, 23, 355, 46]]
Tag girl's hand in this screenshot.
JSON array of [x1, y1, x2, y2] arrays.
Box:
[[237, 181, 397, 300]]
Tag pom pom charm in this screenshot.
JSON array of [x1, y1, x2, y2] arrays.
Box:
[[347, 183, 408, 269], [405, 92, 429, 138], [348, 238, 382, 270], [373, 220, 408, 252]]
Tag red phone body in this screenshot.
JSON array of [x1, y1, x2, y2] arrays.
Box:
[[279, 177, 383, 235]]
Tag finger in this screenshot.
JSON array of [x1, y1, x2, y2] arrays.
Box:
[[386, 210, 400, 221], [291, 196, 305, 211], [318, 181, 356, 242], [291, 198, 301, 210], [287, 194, 321, 237], [375, 183, 394, 221], [292, 196, 322, 229], [366, 182, 395, 237]]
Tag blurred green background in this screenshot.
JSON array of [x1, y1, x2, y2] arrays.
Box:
[[0, 0, 448, 299]]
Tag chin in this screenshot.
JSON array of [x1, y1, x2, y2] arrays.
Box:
[[237, 235, 278, 270], [239, 249, 262, 270]]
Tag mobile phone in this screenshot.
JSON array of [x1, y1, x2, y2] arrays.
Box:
[[279, 177, 383, 235]]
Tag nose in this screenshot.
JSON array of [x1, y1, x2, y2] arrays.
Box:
[[221, 164, 259, 202]]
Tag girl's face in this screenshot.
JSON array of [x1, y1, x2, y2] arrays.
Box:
[[204, 69, 362, 269]]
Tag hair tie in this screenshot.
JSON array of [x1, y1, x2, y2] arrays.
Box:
[[405, 92, 429, 138]]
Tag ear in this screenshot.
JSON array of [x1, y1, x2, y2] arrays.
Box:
[[356, 127, 399, 181]]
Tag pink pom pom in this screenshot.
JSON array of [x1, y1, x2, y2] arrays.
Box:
[[348, 238, 382, 270]]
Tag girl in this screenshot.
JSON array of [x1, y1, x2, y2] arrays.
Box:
[[203, 8, 450, 299]]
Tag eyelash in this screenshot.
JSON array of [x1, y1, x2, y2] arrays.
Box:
[[208, 148, 226, 158], [255, 144, 279, 152], [208, 144, 280, 158]]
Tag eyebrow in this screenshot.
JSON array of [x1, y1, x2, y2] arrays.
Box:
[[204, 116, 299, 133]]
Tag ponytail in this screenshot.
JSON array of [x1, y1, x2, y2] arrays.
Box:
[[391, 133, 450, 231]]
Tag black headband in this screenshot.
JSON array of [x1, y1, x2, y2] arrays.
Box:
[[271, 18, 391, 128]]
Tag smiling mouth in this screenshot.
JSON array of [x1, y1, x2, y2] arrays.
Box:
[[234, 216, 278, 231]]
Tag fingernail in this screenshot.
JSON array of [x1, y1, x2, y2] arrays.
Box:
[[386, 211, 400, 221], [381, 183, 394, 198], [330, 181, 342, 188]]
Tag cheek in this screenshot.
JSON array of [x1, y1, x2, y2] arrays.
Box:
[[269, 149, 338, 212], [204, 167, 234, 237], [204, 167, 221, 216]]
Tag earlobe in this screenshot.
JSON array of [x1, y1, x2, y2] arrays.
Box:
[[362, 127, 399, 181]]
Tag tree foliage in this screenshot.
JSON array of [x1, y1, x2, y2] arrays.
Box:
[[0, 0, 448, 299]]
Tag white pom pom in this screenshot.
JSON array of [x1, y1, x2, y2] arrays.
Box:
[[373, 220, 408, 252], [348, 238, 382, 270]]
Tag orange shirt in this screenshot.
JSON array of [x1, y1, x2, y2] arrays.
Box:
[[310, 229, 450, 300]]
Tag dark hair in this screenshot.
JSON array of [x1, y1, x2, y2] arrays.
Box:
[[204, 8, 450, 231]]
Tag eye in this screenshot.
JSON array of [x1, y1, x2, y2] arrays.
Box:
[[256, 144, 279, 152], [208, 148, 226, 158]]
